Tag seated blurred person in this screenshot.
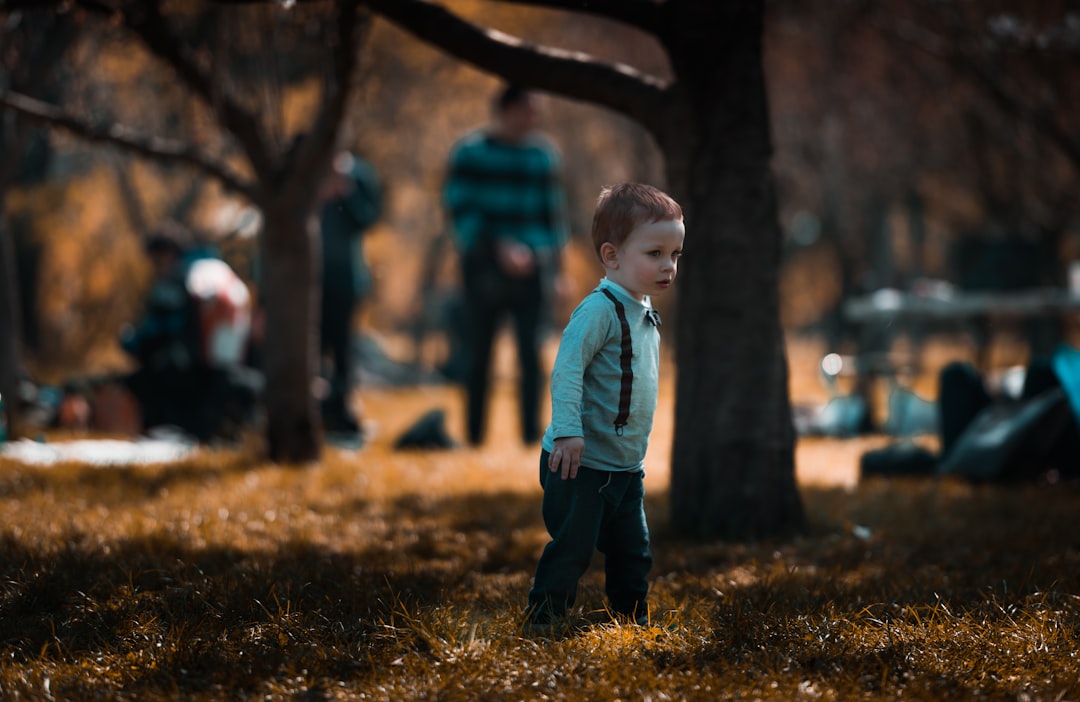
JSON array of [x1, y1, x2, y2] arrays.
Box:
[[120, 220, 260, 441]]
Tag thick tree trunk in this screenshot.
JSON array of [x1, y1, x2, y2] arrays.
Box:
[[0, 122, 26, 440], [258, 199, 322, 463], [0, 218, 23, 440], [664, 0, 804, 539]]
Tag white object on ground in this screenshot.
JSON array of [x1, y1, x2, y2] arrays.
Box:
[[0, 438, 196, 466]]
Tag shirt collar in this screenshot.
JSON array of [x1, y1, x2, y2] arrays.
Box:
[[598, 277, 652, 310]]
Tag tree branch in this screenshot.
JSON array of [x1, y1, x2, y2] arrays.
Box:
[[105, 0, 278, 178], [39, 0, 275, 176], [962, 57, 1080, 176], [289, 0, 365, 187], [878, 14, 1080, 177], [491, 0, 667, 36], [108, 150, 150, 235], [0, 89, 256, 199], [362, 0, 670, 135], [0, 0, 61, 10], [204, 0, 671, 31]]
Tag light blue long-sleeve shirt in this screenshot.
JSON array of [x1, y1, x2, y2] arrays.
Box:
[[541, 278, 661, 472]]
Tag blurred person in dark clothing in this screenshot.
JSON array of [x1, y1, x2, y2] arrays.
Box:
[[316, 151, 383, 438]]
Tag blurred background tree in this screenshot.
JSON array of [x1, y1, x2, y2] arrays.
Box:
[[0, 8, 78, 439], [1, 0, 367, 461], [770, 0, 1080, 345]]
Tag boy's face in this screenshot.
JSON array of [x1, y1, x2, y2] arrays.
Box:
[[600, 218, 685, 301]]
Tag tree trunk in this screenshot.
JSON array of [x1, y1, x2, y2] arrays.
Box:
[[0, 217, 23, 440], [664, 0, 804, 539], [258, 198, 322, 463], [0, 119, 27, 441]]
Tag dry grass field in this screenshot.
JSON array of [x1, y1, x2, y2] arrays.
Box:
[[1, 335, 1078, 700]]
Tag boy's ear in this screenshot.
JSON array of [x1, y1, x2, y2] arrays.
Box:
[[599, 242, 619, 269]]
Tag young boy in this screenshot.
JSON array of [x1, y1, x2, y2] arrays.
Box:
[[525, 182, 684, 634]]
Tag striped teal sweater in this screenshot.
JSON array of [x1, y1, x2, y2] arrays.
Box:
[[442, 130, 569, 256]]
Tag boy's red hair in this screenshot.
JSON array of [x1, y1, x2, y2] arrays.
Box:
[[591, 182, 683, 260]]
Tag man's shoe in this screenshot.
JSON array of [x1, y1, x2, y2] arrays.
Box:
[[611, 606, 650, 627]]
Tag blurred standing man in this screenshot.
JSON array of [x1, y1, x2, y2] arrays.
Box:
[[443, 84, 570, 446], [318, 150, 383, 438]]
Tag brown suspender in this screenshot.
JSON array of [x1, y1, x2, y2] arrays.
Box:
[[600, 288, 633, 436]]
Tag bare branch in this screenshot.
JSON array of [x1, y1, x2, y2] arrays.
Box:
[[964, 59, 1080, 175], [105, 1, 276, 178], [878, 14, 1080, 176], [491, 0, 667, 36], [108, 151, 150, 235], [290, 0, 365, 186], [0, 89, 256, 199], [40, 1, 275, 176], [363, 0, 670, 135], [205, 0, 322, 4], [0, 0, 62, 10]]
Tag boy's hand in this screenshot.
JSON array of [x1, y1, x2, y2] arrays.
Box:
[[549, 436, 585, 480]]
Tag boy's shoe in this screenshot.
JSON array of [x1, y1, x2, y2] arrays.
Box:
[[522, 609, 568, 638]]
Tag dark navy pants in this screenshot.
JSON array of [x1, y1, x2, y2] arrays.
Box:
[[461, 254, 544, 445], [528, 451, 652, 617], [320, 293, 357, 430]]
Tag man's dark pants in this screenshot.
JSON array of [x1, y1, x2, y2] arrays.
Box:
[[462, 256, 544, 445], [528, 451, 652, 618], [320, 291, 358, 431]]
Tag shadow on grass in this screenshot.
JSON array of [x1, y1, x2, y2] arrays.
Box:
[[0, 484, 548, 697], [1, 468, 1078, 699]]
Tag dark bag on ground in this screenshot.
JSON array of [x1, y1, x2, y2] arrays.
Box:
[[937, 387, 1070, 482], [393, 409, 457, 450], [860, 442, 938, 479]]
